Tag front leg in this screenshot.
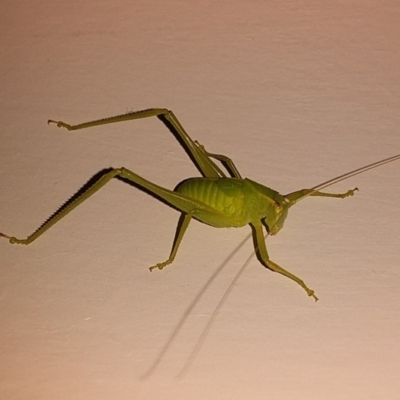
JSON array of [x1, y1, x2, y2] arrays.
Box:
[[285, 187, 358, 204], [251, 221, 318, 301]]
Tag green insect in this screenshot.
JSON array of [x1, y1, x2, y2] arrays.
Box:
[[1, 108, 399, 301]]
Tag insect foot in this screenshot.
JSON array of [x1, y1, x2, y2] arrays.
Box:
[[0, 233, 27, 245], [47, 120, 73, 130], [343, 187, 359, 198], [149, 261, 171, 272], [307, 289, 319, 302]]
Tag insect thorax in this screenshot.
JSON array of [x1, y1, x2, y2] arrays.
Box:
[[244, 179, 290, 234]]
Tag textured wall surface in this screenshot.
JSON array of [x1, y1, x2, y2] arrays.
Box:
[[1, 1, 399, 399]]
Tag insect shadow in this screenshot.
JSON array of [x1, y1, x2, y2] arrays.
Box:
[[140, 230, 253, 380]]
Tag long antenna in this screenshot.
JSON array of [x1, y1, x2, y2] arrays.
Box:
[[311, 153, 400, 191]]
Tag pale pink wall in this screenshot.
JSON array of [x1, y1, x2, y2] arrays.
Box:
[[1, 1, 399, 399]]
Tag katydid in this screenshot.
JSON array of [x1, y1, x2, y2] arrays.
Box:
[[1, 108, 399, 301]]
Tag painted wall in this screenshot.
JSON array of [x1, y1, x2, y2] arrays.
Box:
[[1, 1, 399, 399]]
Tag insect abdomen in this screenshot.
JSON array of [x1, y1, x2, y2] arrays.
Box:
[[175, 178, 249, 227]]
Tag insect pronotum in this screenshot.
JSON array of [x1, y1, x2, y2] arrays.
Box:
[[1, 108, 399, 300]]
